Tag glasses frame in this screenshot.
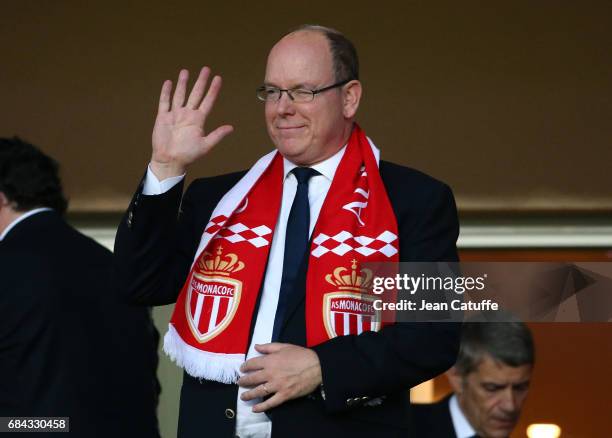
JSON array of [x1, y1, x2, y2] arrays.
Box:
[[256, 79, 352, 103]]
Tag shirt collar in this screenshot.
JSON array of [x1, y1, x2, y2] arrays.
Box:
[[282, 145, 347, 183], [0, 207, 53, 241], [449, 394, 478, 438]]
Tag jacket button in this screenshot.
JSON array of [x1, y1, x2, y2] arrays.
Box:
[[225, 408, 235, 419], [127, 211, 133, 228]]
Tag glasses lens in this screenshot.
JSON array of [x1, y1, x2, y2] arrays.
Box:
[[291, 89, 315, 103], [256, 87, 279, 101]]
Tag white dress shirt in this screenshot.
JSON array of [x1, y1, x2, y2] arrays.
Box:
[[0, 207, 53, 241], [143, 146, 346, 438], [449, 394, 478, 438]]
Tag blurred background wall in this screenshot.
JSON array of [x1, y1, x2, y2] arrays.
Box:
[[1, 1, 610, 213], [2, 1, 611, 437]]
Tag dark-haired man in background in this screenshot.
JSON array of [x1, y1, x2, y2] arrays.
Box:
[[411, 321, 534, 438], [0, 137, 160, 437]]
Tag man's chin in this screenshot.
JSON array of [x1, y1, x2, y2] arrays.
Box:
[[275, 142, 309, 163]]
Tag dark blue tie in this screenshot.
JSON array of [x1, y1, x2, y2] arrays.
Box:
[[271, 167, 319, 341]]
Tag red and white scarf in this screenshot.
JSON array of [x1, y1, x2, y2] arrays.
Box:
[[163, 125, 399, 383]]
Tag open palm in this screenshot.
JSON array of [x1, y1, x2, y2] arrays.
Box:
[[151, 67, 234, 179]]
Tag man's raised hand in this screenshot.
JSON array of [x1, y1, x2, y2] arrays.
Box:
[[151, 67, 234, 180]]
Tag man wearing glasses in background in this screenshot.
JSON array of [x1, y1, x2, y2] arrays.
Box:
[[115, 25, 461, 437]]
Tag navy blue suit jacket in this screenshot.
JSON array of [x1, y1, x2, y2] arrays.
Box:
[[114, 160, 461, 437], [0, 211, 160, 437]]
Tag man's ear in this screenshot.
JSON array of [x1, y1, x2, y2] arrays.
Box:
[[446, 366, 464, 395], [342, 80, 362, 119], [0, 192, 9, 207]]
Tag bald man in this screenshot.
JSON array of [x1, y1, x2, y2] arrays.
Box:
[[115, 25, 461, 438]]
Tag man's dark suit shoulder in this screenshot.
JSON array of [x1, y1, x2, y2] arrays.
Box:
[[0, 211, 109, 258], [379, 160, 459, 262], [379, 159, 454, 203]]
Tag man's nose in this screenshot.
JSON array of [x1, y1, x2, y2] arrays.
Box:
[[276, 91, 295, 115], [499, 388, 518, 413]]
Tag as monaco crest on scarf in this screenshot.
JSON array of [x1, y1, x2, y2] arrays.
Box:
[[323, 260, 381, 338], [186, 247, 244, 343], [164, 124, 399, 384]]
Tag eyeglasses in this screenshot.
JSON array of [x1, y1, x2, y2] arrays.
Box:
[[256, 79, 351, 103]]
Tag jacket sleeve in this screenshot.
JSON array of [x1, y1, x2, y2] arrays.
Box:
[[113, 178, 202, 306], [312, 182, 461, 413]]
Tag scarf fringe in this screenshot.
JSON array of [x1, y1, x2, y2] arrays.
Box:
[[163, 324, 243, 384]]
